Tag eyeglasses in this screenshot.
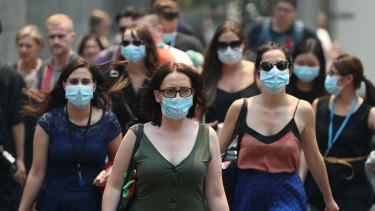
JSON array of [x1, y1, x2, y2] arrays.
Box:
[[121, 40, 144, 47], [119, 26, 127, 33], [274, 6, 293, 14], [259, 60, 289, 71], [159, 88, 193, 98], [327, 69, 340, 76], [216, 40, 242, 50]]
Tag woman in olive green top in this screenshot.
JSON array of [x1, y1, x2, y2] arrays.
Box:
[[103, 62, 229, 211]]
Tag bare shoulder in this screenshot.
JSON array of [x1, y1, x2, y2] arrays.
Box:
[[242, 60, 255, 72], [291, 96, 314, 118]]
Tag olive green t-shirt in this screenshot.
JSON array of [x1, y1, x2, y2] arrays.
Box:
[[129, 124, 212, 211]]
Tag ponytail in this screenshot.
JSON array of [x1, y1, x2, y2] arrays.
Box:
[[364, 77, 375, 106]]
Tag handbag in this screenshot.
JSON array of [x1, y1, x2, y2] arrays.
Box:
[[117, 124, 143, 211], [221, 98, 247, 207]]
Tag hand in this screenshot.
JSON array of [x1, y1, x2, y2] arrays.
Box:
[[93, 170, 109, 187], [324, 200, 339, 211], [12, 160, 26, 186]]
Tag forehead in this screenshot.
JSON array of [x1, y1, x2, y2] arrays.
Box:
[[85, 38, 98, 45], [218, 31, 240, 42], [46, 24, 70, 35], [160, 71, 191, 88], [123, 29, 138, 39], [262, 49, 286, 62], [118, 17, 133, 27], [68, 67, 93, 79], [18, 35, 37, 44], [295, 52, 319, 63], [134, 15, 157, 28]]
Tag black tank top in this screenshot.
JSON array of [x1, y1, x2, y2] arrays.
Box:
[[315, 95, 372, 156], [305, 95, 373, 210], [206, 81, 260, 124]]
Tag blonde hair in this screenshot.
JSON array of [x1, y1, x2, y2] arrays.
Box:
[[46, 13, 74, 32], [15, 25, 44, 49], [90, 9, 110, 28]]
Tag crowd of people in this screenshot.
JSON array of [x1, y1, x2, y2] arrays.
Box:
[[1, 0, 375, 211]]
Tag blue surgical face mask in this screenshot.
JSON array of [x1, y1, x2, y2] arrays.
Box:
[[121, 44, 146, 63], [260, 68, 290, 94], [293, 65, 320, 82], [324, 75, 343, 95], [161, 95, 193, 119], [65, 85, 94, 108], [161, 32, 177, 47], [217, 46, 243, 65]]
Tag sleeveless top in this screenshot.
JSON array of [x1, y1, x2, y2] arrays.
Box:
[[35, 107, 121, 211], [238, 100, 302, 173], [206, 81, 260, 124], [129, 124, 211, 211], [305, 95, 373, 210]]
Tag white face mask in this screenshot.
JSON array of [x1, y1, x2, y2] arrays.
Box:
[[217, 46, 243, 65]]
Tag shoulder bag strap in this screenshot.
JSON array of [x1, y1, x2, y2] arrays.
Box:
[[232, 98, 248, 140], [123, 124, 143, 185], [222, 98, 248, 161]]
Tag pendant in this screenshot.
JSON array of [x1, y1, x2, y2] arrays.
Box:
[[79, 178, 86, 187], [77, 170, 86, 187]]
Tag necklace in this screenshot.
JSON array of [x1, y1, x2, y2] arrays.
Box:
[[66, 104, 92, 187]]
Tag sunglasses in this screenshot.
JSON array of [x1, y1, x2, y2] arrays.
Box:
[[259, 60, 289, 71], [121, 40, 144, 47], [216, 40, 242, 50]]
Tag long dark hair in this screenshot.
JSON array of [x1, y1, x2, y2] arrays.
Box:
[[202, 20, 247, 107], [333, 54, 375, 106], [117, 24, 159, 77], [23, 58, 128, 117], [142, 62, 207, 126], [287, 38, 327, 98]]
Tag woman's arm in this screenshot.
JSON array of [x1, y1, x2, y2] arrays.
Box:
[[102, 129, 136, 211], [204, 127, 229, 211], [298, 101, 338, 211], [93, 133, 122, 187], [18, 124, 49, 211], [368, 107, 375, 131], [298, 98, 319, 182], [218, 99, 243, 152]]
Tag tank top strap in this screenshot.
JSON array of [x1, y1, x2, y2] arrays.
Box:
[[293, 99, 300, 118]]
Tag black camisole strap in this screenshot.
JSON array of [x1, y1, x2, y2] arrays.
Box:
[[293, 99, 300, 118]]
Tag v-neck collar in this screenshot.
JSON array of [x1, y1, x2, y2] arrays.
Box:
[[142, 124, 203, 168]]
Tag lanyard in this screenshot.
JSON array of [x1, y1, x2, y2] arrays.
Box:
[[325, 96, 358, 156], [66, 105, 92, 187]]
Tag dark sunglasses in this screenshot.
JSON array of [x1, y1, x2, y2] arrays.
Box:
[[259, 60, 289, 71], [216, 40, 242, 50], [121, 40, 144, 47], [119, 26, 127, 33]]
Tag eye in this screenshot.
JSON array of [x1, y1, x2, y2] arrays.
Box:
[[68, 79, 78, 85], [82, 79, 92, 85]]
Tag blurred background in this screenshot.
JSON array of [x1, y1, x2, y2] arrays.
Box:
[[0, 0, 374, 82]]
